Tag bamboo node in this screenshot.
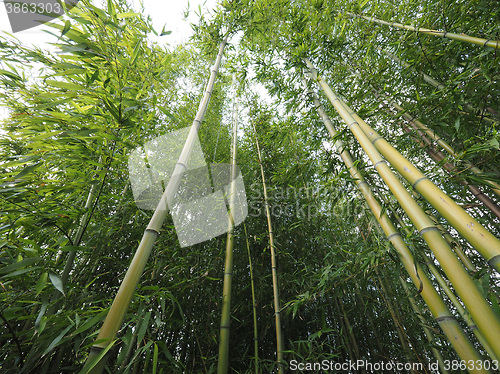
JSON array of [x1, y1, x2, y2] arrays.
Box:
[[412, 176, 430, 190], [435, 315, 457, 323], [386, 232, 401, 241], [419, 226, 439, 235]]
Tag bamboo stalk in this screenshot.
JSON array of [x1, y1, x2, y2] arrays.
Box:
[[244, 223, 259, 374], [82, 36, 228, 374], [347, 12, 500, 49], [303, 79, 488, 371], [397, 117, 500, 220], [399, 277, 449, 374], [217, 81, 239, 374], [251, 122, 284, 374], [387, 198, 498, 361], [304, 59, 500, 359], [347, 105, 500, 271]]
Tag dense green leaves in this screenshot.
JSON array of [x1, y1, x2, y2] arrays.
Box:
[[1, 0, 499, 373]]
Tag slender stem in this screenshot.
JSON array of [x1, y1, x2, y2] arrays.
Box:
[[347, 12, 500, 49], [83, 36, 228, 374], [217, 79, 239, 374], [244, 223, 259, 374], [251, 122, 284, 374]]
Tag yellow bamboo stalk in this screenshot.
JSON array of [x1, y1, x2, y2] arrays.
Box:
[[251, 122, 284, 374], [217, 83, 239, 374], [388, 199, 498, 361], [348, 108, 500, 270], [347, 12, 500, 49], [304, 80, 488, 371], [82, 36, 228, 374], [304, 58, 500, 359]]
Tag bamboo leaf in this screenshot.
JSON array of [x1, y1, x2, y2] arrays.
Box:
[[116, 12, 140, 19], [49, 271, 65, 296], [46, 80, 85, 91], [35, 272, 48, 295], [42, 324, 73, 356]]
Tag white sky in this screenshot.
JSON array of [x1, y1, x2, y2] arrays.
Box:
[[0, 0, 219, 47]]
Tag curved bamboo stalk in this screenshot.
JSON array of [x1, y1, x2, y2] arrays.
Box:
[[347, 12, 500, 49], [83, 36, 228, 374], [303, 79, 488, 370], [304, 58, 500, 359], [251, 122, 284, 374], [244, 223, 259, 374], [217, 82, 239, 374]]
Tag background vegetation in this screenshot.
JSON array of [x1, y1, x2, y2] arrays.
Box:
[[0, 0, 499, 373]]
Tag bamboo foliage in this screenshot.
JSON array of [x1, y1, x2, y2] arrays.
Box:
[[302, 80, 488, 370], [347, 12, 500, 49], [304, 58, 500, 360], [383, 50, 499, 125], [83, 36, 229, 374], [217, 79, 239, 374], [251, 122, 285, 374]]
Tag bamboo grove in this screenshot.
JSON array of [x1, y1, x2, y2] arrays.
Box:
[[0, 0, 499, 373]]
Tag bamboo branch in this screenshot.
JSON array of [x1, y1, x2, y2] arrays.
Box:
[[347, 13, 500, 49]]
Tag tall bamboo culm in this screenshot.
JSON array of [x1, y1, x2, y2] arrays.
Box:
[[217, 81, 239, 374], [303, 79, 488, 372], [347, 12, 500, 49], [244, 223, 259, 374], [386, 196, 498, 361], [251, 122, 284, 374], [304, 58, 500, 360], [82, 36, 228, 374]]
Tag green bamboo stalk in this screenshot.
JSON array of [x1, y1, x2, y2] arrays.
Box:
[[347, 12, 500, 49], [217, 81, 239, 374], [303, 79, 488, 371], [82, 36, 228, 374], [244, 223, 259, 374], [251, 122, 284, 374], [304, 59, 500, 359], [399, 277, 449, 374]]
